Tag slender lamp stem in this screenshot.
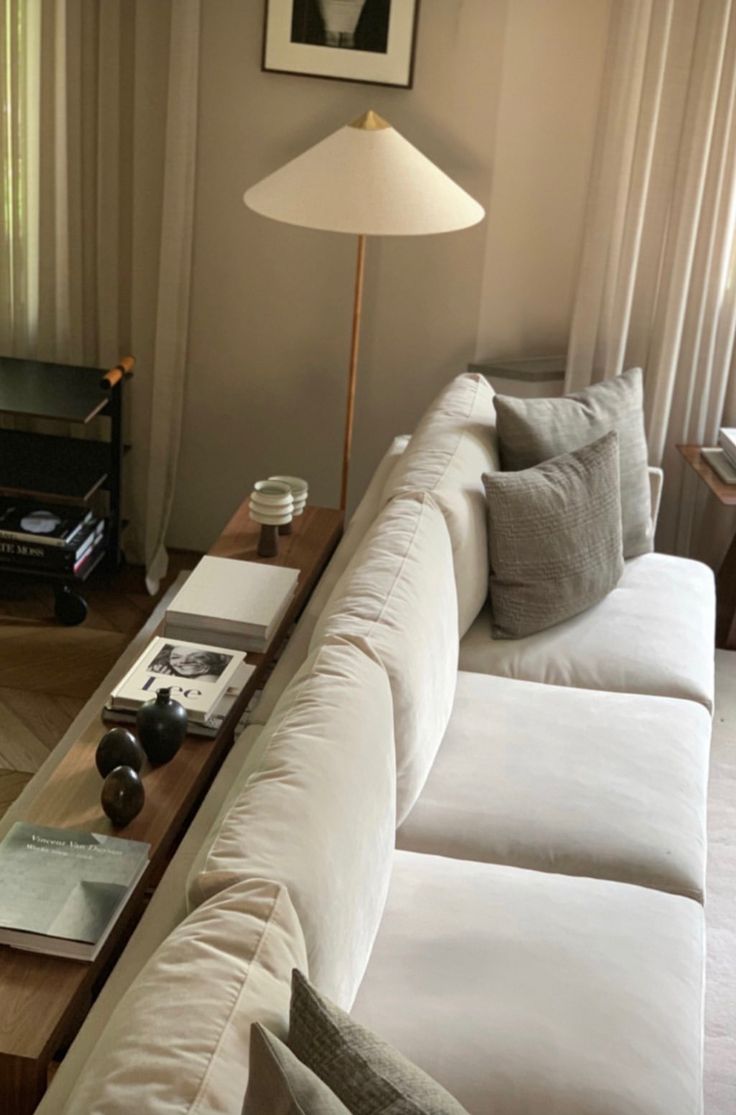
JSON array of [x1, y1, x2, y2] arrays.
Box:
[[340, 233, 366, 514]]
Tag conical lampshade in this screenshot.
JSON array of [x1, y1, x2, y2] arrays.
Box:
[[243, 110, 485, 237]]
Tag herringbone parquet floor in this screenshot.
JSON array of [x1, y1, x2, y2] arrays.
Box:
[[0, 554, 196, 820]]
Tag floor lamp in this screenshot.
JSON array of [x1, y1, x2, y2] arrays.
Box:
[[243, 110, 485, 514]]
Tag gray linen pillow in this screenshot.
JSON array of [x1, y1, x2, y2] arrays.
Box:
[[482, 431, 624, 638], [243, 1023, 350, 1114], [493, 367, 652, 557], [288, 970, 469, 1115]]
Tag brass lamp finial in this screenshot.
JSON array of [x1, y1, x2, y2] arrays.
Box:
[[350, 109, 391, 131]]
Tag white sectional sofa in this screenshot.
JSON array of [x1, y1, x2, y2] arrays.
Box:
[[40, 373, 715, 1115]]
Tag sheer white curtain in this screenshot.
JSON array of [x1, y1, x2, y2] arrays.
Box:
[[566, 0, 736, 565], [0, 0, 200, 590]]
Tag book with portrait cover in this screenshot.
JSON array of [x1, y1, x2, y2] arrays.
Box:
[[0, 824, 150, 961], [109, 635, 245, 721], [104, 661, 256, 737]]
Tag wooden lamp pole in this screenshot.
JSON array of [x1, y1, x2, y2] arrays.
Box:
[[340, 233, 367, 515]]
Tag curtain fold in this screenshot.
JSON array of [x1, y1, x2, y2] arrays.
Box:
[[565, 0, 736, 565], [0, 0, 200, 590]]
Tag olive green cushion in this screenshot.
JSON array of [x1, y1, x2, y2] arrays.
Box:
[[482, 431, 624, 638], [493, 367, 652, 557], [288, 971, 469, 1115]]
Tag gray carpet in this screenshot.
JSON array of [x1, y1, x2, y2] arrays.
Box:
[[706, 650, 736, 1113]]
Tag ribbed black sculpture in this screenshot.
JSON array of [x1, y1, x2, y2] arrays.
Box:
[[136, 687, 188, 765]]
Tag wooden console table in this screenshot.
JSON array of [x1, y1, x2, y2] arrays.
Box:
[[0, 502, 342, 1115], [678, 444, 736, 649]]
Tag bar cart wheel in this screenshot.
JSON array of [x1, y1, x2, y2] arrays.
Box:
[[54, 585, 89, 627]]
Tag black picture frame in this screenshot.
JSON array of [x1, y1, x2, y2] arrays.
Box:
[[262, 0, 421, 89]]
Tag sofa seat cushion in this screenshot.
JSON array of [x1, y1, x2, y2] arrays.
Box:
[[311, 492, 459, 824], [381, 372, 499, 636], [397, 671, 710, 900], [459, 552, 715, 709], [60, 879, 307, 1115], [190, 639, 396, 1009], [353, 851, 704, 1115]]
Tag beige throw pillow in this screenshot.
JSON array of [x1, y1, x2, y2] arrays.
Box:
[[243, 1024, 350, 1114], [482, 431, 624, 638], [493, 367, 652, 557], [288, 971, 469, 1115]]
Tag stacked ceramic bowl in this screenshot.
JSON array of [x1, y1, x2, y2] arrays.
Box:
[[269, 476, 308, 519], [248, 480, 294, 529]]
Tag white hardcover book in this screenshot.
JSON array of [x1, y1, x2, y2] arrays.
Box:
[[702, 447, 736, 485], [166, 557, 300, 638], [165, 586, 296, 653], [109, 635, 245, 721], [718, 427, 736, 467]]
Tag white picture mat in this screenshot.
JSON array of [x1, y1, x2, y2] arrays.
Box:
[[264, 0, 418, 86]]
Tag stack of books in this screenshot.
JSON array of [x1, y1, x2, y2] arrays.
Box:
[[0, 499, 105, 574], [0, 823, 150, 961], [103, 634, 254, 737], [702, 428, 736, 484], [164, 556, 300, 653]]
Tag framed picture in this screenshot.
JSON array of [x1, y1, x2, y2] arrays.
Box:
[[262, 0, 420, 88]]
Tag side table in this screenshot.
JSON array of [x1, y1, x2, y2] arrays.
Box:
[[678, 445, 736, 648], [0, 501, 342, 1115]]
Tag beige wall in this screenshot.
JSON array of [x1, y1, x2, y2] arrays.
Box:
[[168, 0, 610, 551]]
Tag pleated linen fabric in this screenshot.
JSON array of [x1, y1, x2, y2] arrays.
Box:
[[288, 971, 469, 1115], [243, 1024, 350, 1115], [493, 368, 652, 558], [564, 0, 736, 566], [482, 431, 624, 638]]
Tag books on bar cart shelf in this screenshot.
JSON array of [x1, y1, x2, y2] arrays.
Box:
[[103, 660, 256, 737], [0, 498, 94, 547], [0, 823, 150, 961], [0, 505, 105, 572], [164, 556, 300, 652], [108, 635, 246, 723]]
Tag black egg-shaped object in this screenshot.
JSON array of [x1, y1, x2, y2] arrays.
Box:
[[101, 765, 145, 828], [96, 727, 145, 778], [136, 687, 188, 765]]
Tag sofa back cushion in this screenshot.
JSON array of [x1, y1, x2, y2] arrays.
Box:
[[190, 638, 396, 1009], [310, 493, 459, 825], [60, 879, 306, 1115], [381, 372, 498, 635]]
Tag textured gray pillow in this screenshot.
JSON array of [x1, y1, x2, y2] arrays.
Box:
[[482, 431, 624, 638], [288, 970, 469, 1115], [243, 1023, 350, 1114], [493, 367, 652, 557]]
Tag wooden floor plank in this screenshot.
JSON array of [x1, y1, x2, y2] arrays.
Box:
[[0, 688, 84, 754]]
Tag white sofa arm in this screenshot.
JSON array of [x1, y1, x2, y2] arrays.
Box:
[[649, 466, 663, 532]]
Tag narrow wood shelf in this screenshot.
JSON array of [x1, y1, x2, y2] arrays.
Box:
[[677, 444, 736, 506], [0, 504, 343, 1114], [0, 430, 109, 503]]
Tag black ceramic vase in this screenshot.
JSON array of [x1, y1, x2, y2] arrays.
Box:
[[136, 687, 188, 765]]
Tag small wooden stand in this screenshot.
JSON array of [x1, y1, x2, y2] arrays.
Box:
[[678, 444, 736, 648]]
